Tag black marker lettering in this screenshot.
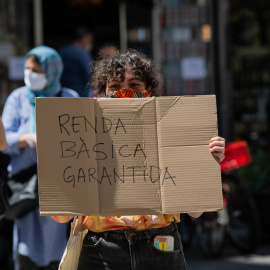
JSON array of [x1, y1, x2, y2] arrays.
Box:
[[119, 145, 132, 157], [142, 166, 147, 182], [127, 166, 142, 183], [60, 141, 76, 158], [115, 118, 127, 135], [150, 166, 161, 183], [71, 116, 84, 133], [100, 167, 112, 185], [78, 168, 86, 183], [59, 114, 70, 135], [112, 141, 114, 159], [77, 137, 90, 159], [63, 166, 75, 187], [162, 167, 176, 186], [134, 144, 146, 159], [113, 166, 125, 183], [84, 116, 97, 133], [93, 143, 107, 160], [88, 168, 100, 183], [102, 117, 112, 133]]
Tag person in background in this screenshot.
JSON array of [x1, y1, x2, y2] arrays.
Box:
[[98, 43, 117, 60], [52, 49, 225, 270], [1, 46, 79, 270], [85, 42, 118, 98], [59, 26, 94, 97], [0, 116, 7, 151], [0, 117, 8, 269]]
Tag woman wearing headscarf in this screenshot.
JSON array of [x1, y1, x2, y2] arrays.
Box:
[[2, 46, 79, 270]]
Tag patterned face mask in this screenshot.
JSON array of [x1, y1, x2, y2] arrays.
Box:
[[105, 88, 150, 98]]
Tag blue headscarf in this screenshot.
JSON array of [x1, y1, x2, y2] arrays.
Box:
[[25, 46, 63, 131], [25, 46, 63, 104]]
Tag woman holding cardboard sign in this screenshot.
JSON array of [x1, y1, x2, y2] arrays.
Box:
[[52, 49, 225, 270], [1, 46, 79, 270]]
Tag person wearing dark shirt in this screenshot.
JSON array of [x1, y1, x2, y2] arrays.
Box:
[[59, 27, 94, 96]]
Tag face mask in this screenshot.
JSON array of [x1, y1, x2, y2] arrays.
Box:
[[106, 88, 150, 98], [24, 69, 47, 91]]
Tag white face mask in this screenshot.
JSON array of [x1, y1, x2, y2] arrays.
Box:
[[24, 69, 47, 91]]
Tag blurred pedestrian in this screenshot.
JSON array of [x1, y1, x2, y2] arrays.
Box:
[[0, 109, 9, 270], [1, 46, 79, 270], [0, 116, 9, 269], [59, 26, 94, 97], [98, 43, 117, 60], [85, 42, 118, 98], [52, 49, 225, 270]]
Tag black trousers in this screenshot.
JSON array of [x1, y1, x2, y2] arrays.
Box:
[[78, 222, 187, 270]]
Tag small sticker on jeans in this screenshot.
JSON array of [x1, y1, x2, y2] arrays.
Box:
[[154, 235, 174, 251]]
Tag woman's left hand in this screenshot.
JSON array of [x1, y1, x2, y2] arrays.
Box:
[[209, 136, 225, 162]]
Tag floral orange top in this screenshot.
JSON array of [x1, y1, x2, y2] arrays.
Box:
[[52, 214, 180, 232]]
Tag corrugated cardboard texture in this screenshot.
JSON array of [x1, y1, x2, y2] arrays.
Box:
[[36, 95, 222, 216]]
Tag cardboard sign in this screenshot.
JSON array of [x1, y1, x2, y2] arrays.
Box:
[[36, 96, 222, 216]]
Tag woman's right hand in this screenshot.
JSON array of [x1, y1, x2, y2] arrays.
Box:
[[19, 133, 37, 148]]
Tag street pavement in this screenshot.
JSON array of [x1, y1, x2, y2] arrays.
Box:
[[185, 242, 270, 270]]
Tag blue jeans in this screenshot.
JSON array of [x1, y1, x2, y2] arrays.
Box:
[[77, 222, 186, 270]]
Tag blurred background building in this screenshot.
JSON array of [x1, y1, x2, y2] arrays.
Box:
[[0, 0, 270, 243]]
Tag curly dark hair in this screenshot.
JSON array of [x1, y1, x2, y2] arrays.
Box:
[[90, 49, 161, 97]]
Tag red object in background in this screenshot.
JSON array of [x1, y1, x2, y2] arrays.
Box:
[[220, 141, 252, 172]]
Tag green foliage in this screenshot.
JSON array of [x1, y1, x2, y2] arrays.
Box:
[[236, 146, 270, 191]]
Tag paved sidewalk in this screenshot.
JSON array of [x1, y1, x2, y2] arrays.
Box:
[[185, 243, 270, 270]]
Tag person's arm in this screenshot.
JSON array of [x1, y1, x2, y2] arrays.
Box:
[[2, 93, 22, 155], [51, 216, 75, 223], [0, 116, 7, 151], [188, 212, 203, 218], [18, 133, 36, 149], [187, 136, 226, 219], [2, 92, 37, 154]]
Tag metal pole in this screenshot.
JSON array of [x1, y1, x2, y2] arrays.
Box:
[[152, 0, 161, 70], [212, 0, 232, 140], [119, 1, 127, 51], [33, 0, 43, 46]]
